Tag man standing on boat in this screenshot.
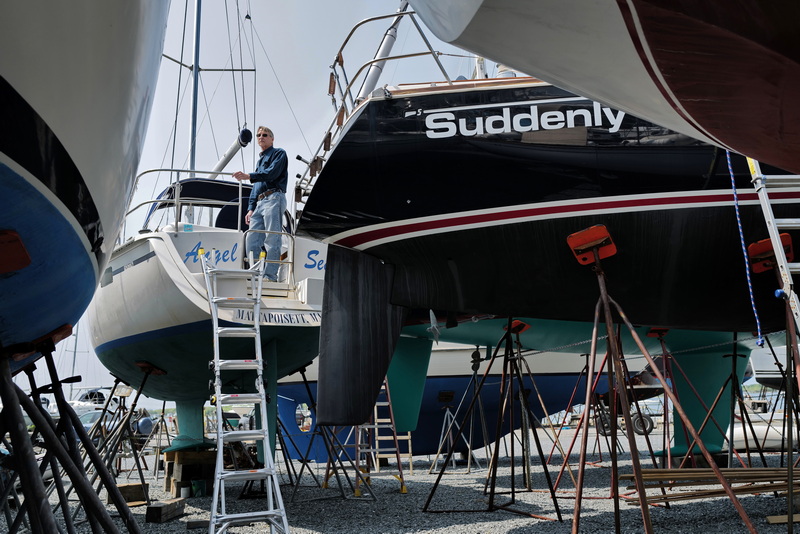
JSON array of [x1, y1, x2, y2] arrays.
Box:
[[233, 126, 287, 281]]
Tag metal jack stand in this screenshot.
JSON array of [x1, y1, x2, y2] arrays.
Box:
[[424, 323, 562, 522], [0, 330, 143, 534], [144, 401, 173, 481], [567, 224, 758, 534], [429, 351, 490, 475], [290, 424, 376, 503]]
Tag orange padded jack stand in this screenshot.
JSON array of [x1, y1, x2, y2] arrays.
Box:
[[503, 319, 530, 334], [647, 328, 669, 338], [748, 233, 793, 274], [566, 224, 617, 265]]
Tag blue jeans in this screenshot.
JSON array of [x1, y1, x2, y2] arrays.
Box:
[[247, 192, 286, 280]]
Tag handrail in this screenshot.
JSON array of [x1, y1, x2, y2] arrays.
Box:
[[242, 229, 296, 286], [127, 168, 244, 236], [293, 7, 453, 209]]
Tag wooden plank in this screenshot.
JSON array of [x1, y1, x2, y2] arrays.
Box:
[[110, 483, 148, 504], [186, 519, 210, 529], [766, 514, 800, 525], [626, 481, 797, 505], [173, 450, 216, 464], [145, 498, 186, 523]]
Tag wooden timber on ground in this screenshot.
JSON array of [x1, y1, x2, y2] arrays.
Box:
[[163, 449, 215, 498], [620, 468, 800, 505], [112, 482, 149, 504], [145, 497, 186, 523], [766, 513, 800, 524]]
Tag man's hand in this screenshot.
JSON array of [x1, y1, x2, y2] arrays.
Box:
[[245, 210, 253, 225], [233, 171, 250, 181]]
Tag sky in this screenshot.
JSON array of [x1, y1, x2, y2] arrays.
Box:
[[17, 1, 495, 409]]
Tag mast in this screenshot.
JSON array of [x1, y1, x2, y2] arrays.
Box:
[[189, 0, 202, 173]]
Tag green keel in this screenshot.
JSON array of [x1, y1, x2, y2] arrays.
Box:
[[386, 336, 433, 433], [669, 346, 751, 455], [164, 400, 213, 452], [161, 339, 281, 457]]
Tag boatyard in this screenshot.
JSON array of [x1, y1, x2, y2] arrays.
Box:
[[35, 427, 800, 533], [3, 1, 800, 533]]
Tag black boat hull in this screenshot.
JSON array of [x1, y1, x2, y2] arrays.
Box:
[[300, 82, 799, 332]]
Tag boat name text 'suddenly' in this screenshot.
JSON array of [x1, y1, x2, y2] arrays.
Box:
[[420, 99, 626, 139]]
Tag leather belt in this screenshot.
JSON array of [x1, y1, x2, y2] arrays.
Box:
[[257, 188, 282, 201]]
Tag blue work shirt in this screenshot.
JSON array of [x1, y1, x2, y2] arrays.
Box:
[[247, 146, 288, 211]]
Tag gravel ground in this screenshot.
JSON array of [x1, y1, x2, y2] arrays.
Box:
[[37, 428, 800, 533]]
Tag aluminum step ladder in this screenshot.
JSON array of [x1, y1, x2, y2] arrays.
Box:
[[372, 381, 413, 476], [747, 158, 800, 328], [354, 380, 408, 494], [200, 249, 289, 534]]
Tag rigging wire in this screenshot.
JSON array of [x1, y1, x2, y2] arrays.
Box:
[[249, 20, 313, 156], [223, 0, 244, 131], [144, 0, 192, 208], [726, 150, 764, 346]]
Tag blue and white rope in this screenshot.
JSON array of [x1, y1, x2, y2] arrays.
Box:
[[726, 150, 764, 346]]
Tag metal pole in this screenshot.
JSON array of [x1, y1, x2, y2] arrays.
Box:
[[610, 298, 757, 534], [571, 300, 601, 534], [728, 333, 738, 469], [785, 309, 797, 534], [189, 0, 202, 173], [594, 254, 651, 534], [14, 384, 121, 533], [0, 358, 57, 533]]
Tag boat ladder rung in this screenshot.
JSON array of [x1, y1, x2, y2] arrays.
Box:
[[216, 326, 258, 338], [760, 175, 800, 188], [775, 219, 800, 230], [222, 430, 266, 443], [213, 510, 286, 524], [216, 360, 261, 371], [211, 296, 258, 307], [208, 267, 261, 278], [216, 393, 263, 405], [218, 468, 275, 482]]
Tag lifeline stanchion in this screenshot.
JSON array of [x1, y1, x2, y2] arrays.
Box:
[[568, 224, 759, 534]]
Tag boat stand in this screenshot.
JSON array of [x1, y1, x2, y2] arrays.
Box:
[[550, 349, 629, 493], [423, 321, 562, 522], [141, 400, 173, 481], [0, 331, 143, 534], [288, 370, 374, 503], [289, 424, 376, 503], [428, 350, 490, 474], [58, 371, 156, 530], [567, 224, 757, 534], [82, 373, 154, 499]]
